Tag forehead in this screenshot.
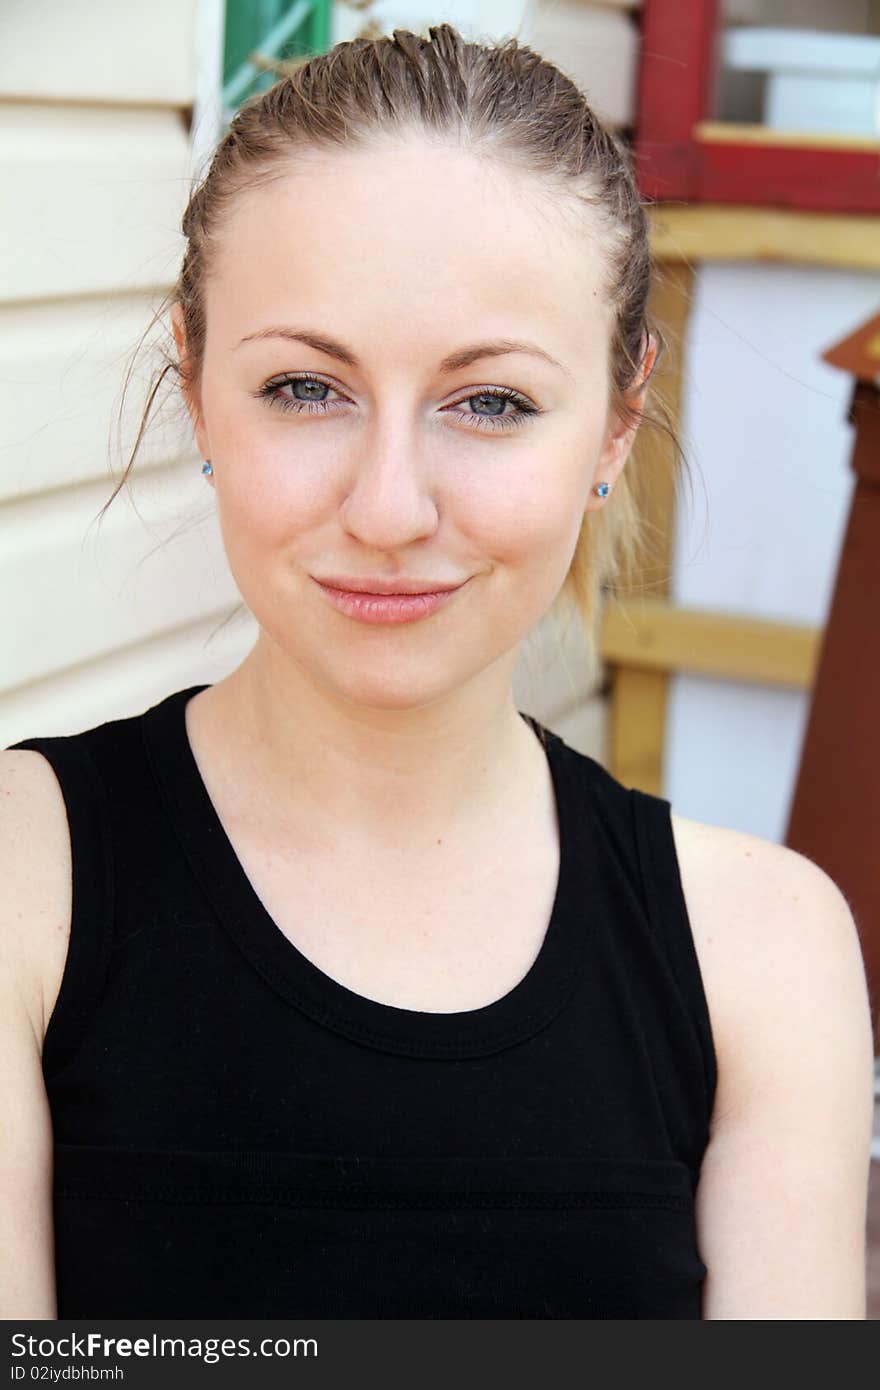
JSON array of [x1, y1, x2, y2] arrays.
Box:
[[204, 134, 613, 363]]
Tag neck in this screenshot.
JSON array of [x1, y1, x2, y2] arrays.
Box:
[[189, 639, 542, 852]]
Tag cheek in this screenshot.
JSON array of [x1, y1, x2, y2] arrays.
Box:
[[215, 472, 327, 605], [209, 420, 330, 558], [461, 446, 590, 577]]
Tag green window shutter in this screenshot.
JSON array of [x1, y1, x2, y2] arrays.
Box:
[[222, 0, 332, 114]]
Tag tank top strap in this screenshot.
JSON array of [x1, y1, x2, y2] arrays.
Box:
[[628, 786, 717, 1114], [5, 731, 115, 1079]]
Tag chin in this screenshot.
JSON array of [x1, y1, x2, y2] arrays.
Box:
[[315, 657, 470, 715], [332, 679, 453, 715]]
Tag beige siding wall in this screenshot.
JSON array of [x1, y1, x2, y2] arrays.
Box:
[[0, 0, 251, 747]]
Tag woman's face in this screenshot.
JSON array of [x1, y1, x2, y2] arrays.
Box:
[[178, 133, 642, 712]]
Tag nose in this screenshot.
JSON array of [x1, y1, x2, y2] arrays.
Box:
[[339, 421, 440, 550]]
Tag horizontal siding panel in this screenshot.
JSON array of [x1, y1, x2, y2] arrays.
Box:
[[1, 609, 256, 748], [0, 0, 197, 107], [0, 295, 191, 502], [0, 104, 190, 302], [520, 2, 638, 128], [1, 461, 240, 690]]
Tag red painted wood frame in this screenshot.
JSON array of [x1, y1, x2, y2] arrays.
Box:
[[634, 0, 880, 213]]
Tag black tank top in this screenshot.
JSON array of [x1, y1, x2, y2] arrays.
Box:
[[8, 683, 716, 1319]]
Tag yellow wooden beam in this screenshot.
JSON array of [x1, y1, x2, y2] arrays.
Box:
[[607, 667, 668, 797], [600, 597, 820, 690], [604, 264, 695, 790], [696, 120, 880, 151], [632, 260, 695, 591], [649, 203, 880, 271]]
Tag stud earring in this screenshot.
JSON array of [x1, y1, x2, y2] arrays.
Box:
[[594, 481, 610, 497], [201, 460, 213, 477]]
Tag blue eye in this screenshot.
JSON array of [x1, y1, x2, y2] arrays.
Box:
[[254, 374, 541, 431]]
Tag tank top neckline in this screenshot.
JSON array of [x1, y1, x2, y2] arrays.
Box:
[[142, 684, 594, 1060]]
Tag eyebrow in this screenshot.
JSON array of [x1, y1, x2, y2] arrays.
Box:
[[236, 326, 574, 382]]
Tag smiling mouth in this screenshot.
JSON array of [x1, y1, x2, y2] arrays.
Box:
[[314, 576, 468, 596], [313, 577, 469, 625]]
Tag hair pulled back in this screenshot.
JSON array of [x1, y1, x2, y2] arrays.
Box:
[[109, 22, 686, 651]]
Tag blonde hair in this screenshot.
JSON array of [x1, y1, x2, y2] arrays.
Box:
[[106, 23, 686, 656]]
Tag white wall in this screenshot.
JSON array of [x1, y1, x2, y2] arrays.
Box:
[[667, 261, 879, 839]]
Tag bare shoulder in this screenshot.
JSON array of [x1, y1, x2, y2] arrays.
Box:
[[668, 811, 807, 1038], [669, 811, 875, 1318], [668, 811, 869, 1071], [0, 749, 66, 1316], [0, 748, 73, 1048]]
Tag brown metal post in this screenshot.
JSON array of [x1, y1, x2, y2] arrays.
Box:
[[785, 379, 880, 1046]]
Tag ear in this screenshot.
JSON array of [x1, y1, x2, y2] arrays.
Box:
[[171, 302, 211, 464], [587, 332, 658, 510]]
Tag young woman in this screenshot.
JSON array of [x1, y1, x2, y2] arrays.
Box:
[[1, 24, 873, 1320]]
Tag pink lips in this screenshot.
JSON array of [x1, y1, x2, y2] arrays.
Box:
[[314, 577, 468, 625]]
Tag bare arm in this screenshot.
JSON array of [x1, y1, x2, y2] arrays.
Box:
[[0, 750, 70, 1319], [693, 838, 874, 1319]]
